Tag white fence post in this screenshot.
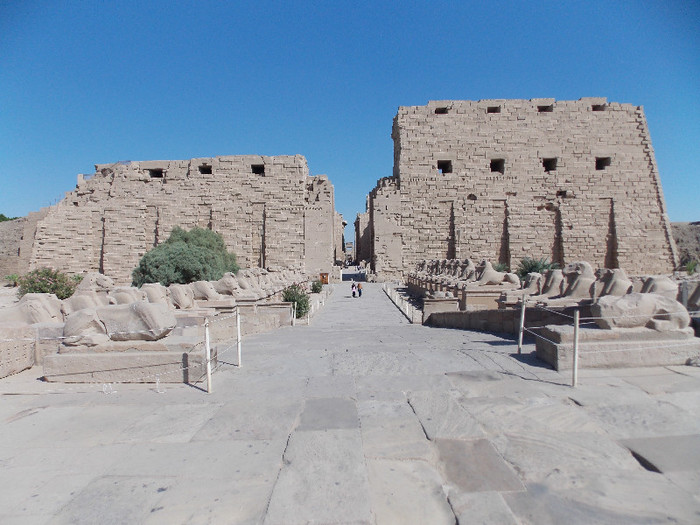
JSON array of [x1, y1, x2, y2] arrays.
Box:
[[517, 294, 526, 355], [572, 309, 580, 387], [236, 310, 242, 367], [204, 319, 212, 394], [292, 302, 296, 326]]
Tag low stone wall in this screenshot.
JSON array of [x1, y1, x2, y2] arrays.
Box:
[[425, 305, 587, 335], [536, 325, 700, 370]]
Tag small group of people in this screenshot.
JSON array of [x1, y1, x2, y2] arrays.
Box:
[[351, 281, 362, 298]]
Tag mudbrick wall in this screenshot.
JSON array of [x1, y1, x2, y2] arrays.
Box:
[[21, 155, 337, 284], [365, 98, 678, 280]]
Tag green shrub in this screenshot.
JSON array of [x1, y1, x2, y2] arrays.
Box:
[[492, 262, 509, 273], [515, 257, 560, 280], [283, 284, 310, 318], [17, 268, 80, 299], [0, 213, 17, 222], [4, 274, 20, 287], [687, 260, 698, 275], [132, 226, 239, 287], [311, 279, 323, 293]]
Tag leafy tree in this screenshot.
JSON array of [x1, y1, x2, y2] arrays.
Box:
[[17, 268, 81, 299], [311, 279, 323, 293], [516, 257, 560, 280], [0, 213, 17, 222], [283, 284, 310, 318], [132, 227, 239, 287]]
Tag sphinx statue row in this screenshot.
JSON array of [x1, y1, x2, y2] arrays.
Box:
[[0, 268, 309, 346], [406, 259, 699, 331], [408, 259, 520, 290]]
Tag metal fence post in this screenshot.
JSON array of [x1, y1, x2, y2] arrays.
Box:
[[236, 310, 242, 367], [204, 319, 212, 394], [572, 309, 580, 387], [517, 294, 526, 354]]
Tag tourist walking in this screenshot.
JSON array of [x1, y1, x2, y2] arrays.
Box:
[[357, 282, 363, 297], [351, 281, 357, 298]]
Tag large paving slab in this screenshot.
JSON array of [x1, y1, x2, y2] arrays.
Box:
[[1, 282, 700, 524]]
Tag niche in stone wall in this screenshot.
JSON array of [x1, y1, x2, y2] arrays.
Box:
[[437, 160, 453, 174], [147, 169, 164, 178], [251, 164, 265, 176], [490, 159, 505, 174], [595, 157, 611, 170], [543, 158, 558, 172], [605, 199, 619, 268]]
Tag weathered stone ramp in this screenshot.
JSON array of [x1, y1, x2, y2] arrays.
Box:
[[1, 283, 700, 524]]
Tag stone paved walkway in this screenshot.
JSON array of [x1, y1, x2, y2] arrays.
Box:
[[1, 282, 700, 524]]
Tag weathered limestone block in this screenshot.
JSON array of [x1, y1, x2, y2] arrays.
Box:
[[96, 302, 176, 341], [457, 259, 477, 284], [74, 273, 115, 294], [498, 272, 542, 307], [0, 293, 63, 325], [62, 291, 112, 316], [593, 268, 633, 299], [110, 286, 146, 305], [591, 293, 690, 331], [63, 308, 110, 347], [190, 280, 224, 301], [475, 261, 519, 286], [560, 261, 596, 299], [140, 283, 169, 304], [0, 325, 35, 378], [688, 281, 700, 312], [540, 269, 564, 297], [168, 284, 195, 309], [522, 272, 543, 295], [235, 271, 264, 300], [213, 273, 236, 295], [640, 276, 678, 300]]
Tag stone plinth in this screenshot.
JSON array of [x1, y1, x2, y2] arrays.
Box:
[[43, 350, 206, 383], [535, 325, 700, 371], [460, 285, 519, 310], [422, 298, 460, 323], [0, 325, 35, 379]]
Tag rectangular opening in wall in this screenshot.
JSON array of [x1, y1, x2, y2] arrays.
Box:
[[251, 164, 265, 175], [437, 160, 453, 174], [490, 159, 505, 174], [537, 105, 554, 112], [147, 169, 164, 178], [595, 157, 611, 170], [434, 107, 449, 114], [198, 164, 212, 174], [543, 158, 558, 172], [592, 104, 606, 111], [487, 106, 501, 113]]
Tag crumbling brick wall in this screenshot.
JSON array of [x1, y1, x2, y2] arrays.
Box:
[[369, 98, 678, 279], [26, 155, 336, 283]]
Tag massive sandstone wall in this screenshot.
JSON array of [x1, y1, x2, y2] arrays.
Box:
[[366, 98, 678, 279], [27, 155, 337, 283]]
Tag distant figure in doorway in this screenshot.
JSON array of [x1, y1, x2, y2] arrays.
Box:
[[357, 283, 363, 297], [351, 281, 357, 298]]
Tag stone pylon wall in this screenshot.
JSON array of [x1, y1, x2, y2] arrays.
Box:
[[370, 98, 678, 279], [27, 155, 336, 284]]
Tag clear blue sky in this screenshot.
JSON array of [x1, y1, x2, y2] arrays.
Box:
[[1, 1, 698, 241]]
